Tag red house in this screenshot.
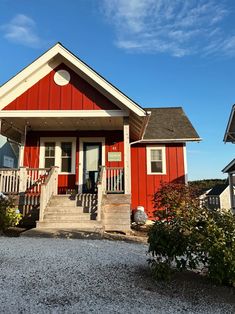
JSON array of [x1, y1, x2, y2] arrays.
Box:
[[0, 43, 200, 233]]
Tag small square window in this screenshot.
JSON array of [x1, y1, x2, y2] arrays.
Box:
[[147, 146, 166, 175]]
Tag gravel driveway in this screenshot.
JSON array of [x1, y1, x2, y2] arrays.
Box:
[[0, 237, 234, 313]]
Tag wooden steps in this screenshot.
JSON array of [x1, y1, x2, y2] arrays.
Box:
[[36, 194, 101, 230], [36, 193, 131, 234]]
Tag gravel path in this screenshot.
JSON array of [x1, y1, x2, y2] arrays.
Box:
[[0, 237, 234, 314]]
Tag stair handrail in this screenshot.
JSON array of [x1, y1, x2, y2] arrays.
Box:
[[97, 166, 106, 221], [39, 166, 59, 222]]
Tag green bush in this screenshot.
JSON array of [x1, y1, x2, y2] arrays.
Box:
[[148, 182, 235, 286], [0, 196, 22, 233]]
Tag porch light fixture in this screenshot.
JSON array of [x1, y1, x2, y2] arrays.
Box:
[[54, 69, 71, 86]]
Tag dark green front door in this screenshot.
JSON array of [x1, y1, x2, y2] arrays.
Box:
[[83, 143, 101, 193]]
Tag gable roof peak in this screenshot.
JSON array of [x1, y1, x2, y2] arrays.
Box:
[[0, 42, 146, 117]]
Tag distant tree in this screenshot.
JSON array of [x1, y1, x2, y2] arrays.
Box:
[[189, 179, 226, 191]]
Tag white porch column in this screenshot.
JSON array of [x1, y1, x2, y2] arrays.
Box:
[[123, 117, 131, 194], [228, 173, 235, 212], [18, 125, 27, 167]]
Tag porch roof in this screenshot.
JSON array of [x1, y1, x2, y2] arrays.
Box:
[[143, 107, 201, 142], [0, 115, 125, 143]]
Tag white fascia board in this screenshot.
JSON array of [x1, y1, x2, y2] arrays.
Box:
[[0, 58, 61, 110], [57, 45, 146, 117], [0, 43, 146, 117], [131, 138, 202, 144], [0, 45, 60, 97], [222, 158, 235, 173], [0, 110, 128, 118]]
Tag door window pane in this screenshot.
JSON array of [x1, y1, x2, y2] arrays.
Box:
[[86, 145, 99, 171], [45, 142, 55, 168], [61, 142, 72, 172]]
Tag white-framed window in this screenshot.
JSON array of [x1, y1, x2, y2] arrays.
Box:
[[39, 137, 76, 174], [3, 155, 14, 168], [146, 146, 166, 175]]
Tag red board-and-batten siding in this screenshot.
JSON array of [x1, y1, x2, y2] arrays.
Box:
[[131, 143, 185, 218], [3, 63, 119, 111], [23, 131, 124, 194]]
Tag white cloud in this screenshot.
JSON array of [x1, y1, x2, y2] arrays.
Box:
[[102, 0, 234, 57], [1, 14, 43, 48]]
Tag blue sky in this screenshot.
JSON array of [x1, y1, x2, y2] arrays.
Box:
[[0, 0, 235, 180]]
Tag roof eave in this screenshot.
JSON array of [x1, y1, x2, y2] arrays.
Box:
[[140, 138, 202, 143], [223, 104, 235, 142], [222, 158, 235, 173]]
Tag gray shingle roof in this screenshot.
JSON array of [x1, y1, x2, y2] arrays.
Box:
[[207, 184, 228, 196], [143, 107, 200, 141]]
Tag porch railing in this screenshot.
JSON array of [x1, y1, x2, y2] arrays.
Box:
[[0, 168, 19, 194], [25, 168, 50, 194], [0, 167, 56, 218], [0, 167, 50, 195], [106, 167, 124, 193], [39, 166, 58, 222]]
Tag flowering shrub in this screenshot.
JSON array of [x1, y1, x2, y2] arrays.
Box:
[[0, 196, 22, 233], [148, 182, 235, 286]]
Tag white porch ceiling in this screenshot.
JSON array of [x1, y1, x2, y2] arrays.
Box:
[[1, 117, 123, 133]]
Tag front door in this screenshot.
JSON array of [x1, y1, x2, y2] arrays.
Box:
[[83, 143, 101, 193]]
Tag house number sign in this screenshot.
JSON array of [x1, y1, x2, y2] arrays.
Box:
[[108, 152, 122, 162]]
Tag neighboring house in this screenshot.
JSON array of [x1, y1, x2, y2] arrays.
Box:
[[0, 135, 18, 168], [223, 104, 235, 212], [206, 184, 231, 210], [0, 43, 200, 232], [198, 188, 211, 208]]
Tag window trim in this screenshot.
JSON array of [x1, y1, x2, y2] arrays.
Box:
[[146, 145, 166, 175], [39, 137, 76, 174]]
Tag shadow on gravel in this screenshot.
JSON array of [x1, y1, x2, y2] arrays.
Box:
[[20, 228, 147, 243], [134, 266, 235, 308]]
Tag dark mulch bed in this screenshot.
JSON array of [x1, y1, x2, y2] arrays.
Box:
[[1, 227, 27, 237]]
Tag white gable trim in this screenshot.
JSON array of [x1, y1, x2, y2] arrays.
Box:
[[0, 53, 62, 110], [0, 43, 146, 117]]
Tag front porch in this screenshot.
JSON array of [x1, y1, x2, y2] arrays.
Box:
[[0, 109, 136, 233], [0, 164, 131, 233]]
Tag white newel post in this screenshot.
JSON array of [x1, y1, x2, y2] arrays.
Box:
[[123, 117, 131, 194], [19, 167, 27, 192], [19, 126, 27, 167], [53, 166, 59, 195], [39, 185, 46, 222]]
